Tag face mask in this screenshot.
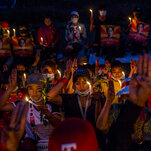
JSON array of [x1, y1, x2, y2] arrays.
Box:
[[71, 18, 78, 23], [99, 10, 107, 17], [75, 88, 90, 97], [30, 96, 44, 103], [43, 73, 54, 81]]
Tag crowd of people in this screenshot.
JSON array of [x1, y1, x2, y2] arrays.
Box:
[[0, 4, 151, 151]]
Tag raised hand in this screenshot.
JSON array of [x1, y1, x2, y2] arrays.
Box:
[[1, 100, 28, 151], [72, 58, 78, 74], [129, 54, 151, 107], [107, 80, 115, 103], [64, 59, 72, 79], [8, 69, 17, 91]]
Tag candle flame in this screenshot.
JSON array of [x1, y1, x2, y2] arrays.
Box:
[[79, 26, 81, 31], [118, 80, 122, 88], [89, 9, 93, 13], [57, 69, 61, 77], [129, 17, 132, 22]]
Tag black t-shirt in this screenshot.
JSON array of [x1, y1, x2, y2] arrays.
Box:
[[61, 94, 96, 127], [94, 17, 110, 44]]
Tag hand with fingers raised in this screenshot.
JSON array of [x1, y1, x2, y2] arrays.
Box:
[[1, 101, 29, 151], [129, 54, 151, 107]]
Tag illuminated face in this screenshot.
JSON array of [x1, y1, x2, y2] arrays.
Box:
[[74, 77, 89, 92], [108, 27, 113, 38], [17, 65, 26, 71], [112, 67, 122, 80], [19, 39, 26, 47], [105, 60, 111, 69], [28, 84, 43, 102], [137, 24, 144, 33], [44, 18, 52, 27], [42, 65, 54, 74]]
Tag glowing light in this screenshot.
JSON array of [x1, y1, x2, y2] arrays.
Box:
[[25, 97, 37, 107], [129, 17, 132, 22], [24, 73, 26, 80], [79, 26, 81, 31], [122, 71, 125, 77], [7, 30, 10, 38], [57, 69, 61, 77], [87, 81, 92, 90], [89, 9, 93, 17], [13, 28, 16, 37], [83, 63, 87, 65], [40, 37, 43, 45], [118, 80, 122, 88]]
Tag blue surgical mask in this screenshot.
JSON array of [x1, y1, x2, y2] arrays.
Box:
[[71, 18, 79, 23], [43, 73, 55, 81], [99, 10, 107, 17]]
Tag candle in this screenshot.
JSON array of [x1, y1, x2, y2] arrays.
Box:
[[79, 26, 81, 31], [40, 37, 43, 45], [25, 97, 38, 107], [87, 81, 92, 90], [122, 71, 125, 77], [118, 80, 122, 88], [7, 30, 10, 38], [57, 69, 61, 77], [129, 17, 132, 23], [89, 9, 93, 17], [13, 29, 16, 37], [24, 73, 26, 81]]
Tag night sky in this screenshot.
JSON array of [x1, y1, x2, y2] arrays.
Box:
[[0, 0, 151, 25]]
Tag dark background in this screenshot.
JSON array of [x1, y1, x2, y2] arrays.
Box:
[[0, 0, 151, 51]]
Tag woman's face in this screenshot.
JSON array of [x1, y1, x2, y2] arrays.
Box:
[[74, 77, 89, 92], [112, 67, 122, 80], [28, 84, 43, 102], [42, 66, 54, 74], [137, 24, 143, 33], [44, 18, 52, 27]]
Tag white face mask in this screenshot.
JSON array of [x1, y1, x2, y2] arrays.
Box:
[[30, 96, 44, 103], [99, 10, 107, 17], [43, 73, 54, 81], [71, 18, 79, 23], [75, 88, 90, 97]]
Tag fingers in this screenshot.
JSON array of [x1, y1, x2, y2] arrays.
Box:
[[9, 101, 28, 130], [148, 57, 151, 78], [143, 54, 149, 76], [137, 56, 143, 75]]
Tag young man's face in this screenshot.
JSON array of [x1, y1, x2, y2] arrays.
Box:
[[74, 77, 89, 92], [105, 60, 111, 69], [112, 67, 122, 80], [28, 84, 43, 101], [44, 18, 52, 27]]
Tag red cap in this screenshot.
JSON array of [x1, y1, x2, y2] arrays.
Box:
[[48, 118, 99, 151], [0, 22, 9, 28]]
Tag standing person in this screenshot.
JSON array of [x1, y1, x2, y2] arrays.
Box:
[[90, 5, 109, 55], [38, 15, 60, 60], [65, 11, 87, 58]]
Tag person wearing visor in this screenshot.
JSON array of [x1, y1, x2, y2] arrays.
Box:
[[0, 72, 61, 150], [47, 68, 102, 127], [65, 11, 87, 58]]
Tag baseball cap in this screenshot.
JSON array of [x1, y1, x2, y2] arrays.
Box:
[[70, 11, 79, 17], [27, 73, 45, 87], [48, 118, 99, 151]]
